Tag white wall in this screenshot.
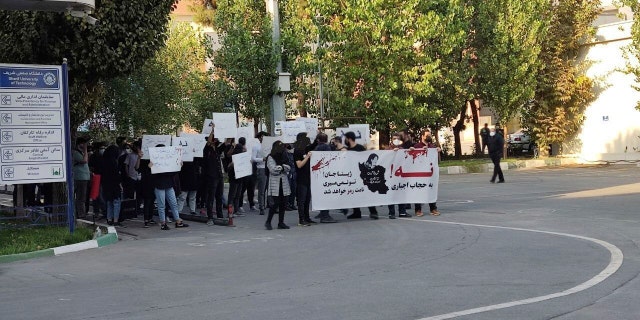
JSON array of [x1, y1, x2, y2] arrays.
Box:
[[573, 20, 640, 162]]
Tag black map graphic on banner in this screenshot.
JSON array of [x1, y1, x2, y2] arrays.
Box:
[[358, 154, 388, 194]]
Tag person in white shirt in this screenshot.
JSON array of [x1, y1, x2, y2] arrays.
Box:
[[252, 132, 269, 215]]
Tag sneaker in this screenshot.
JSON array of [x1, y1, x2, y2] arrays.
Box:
[[161, 224, 170, 230], [107, 220, 114, 226], [238, 207, 245, 213], [306, 219, 318, 224], [265, 222, 273, 230], [389, 215, 396, 219], [143, 222, 150, 228], [399, 213, 412, 218], [175, 221, 189, 228], [430, 210, 441, 216], [298, 221, 311, 227], [277, 223, 290, 229], [250, 206, 257, 211], [320, 217, 337, 223], [207, 219, 214, 226], [369, 214, 379, 220], [415, 210, 424, 217]]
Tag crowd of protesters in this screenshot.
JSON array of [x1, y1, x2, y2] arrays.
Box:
[[63, 127, 445, 231]]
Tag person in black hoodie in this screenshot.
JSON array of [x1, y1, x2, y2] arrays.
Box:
[[135, 144, 156, 228], [202, 131, 225, 225], [227, 137, 247, 216], [100, 145, 123, 226], [488, 126, 505, 183]]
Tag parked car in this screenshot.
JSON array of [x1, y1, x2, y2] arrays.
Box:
[[507, 129, 538, 157]]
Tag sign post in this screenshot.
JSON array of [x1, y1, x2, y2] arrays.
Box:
[[0, 61, 73, 232]]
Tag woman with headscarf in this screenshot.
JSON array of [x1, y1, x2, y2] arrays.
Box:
[[100, 145, 123, 226], [293, 132, 316, 226], [265, 140, 292, 230]]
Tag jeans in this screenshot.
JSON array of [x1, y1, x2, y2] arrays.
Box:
[[205, 177, 224, 219], [178, 190, 197, 213], [155, 187, 180, 223], [74, 180, 89, 218], [256, 168, 267, 210], [106, 197, 121, 222]]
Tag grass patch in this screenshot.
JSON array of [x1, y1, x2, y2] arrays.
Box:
[[0, 226, 93, 256]]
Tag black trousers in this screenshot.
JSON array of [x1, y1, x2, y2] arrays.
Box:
[[205, 177, 224, 219], [242, 174, 256, 207], [490, 154, 504, 182], [297, 183, 311, 222], [228, 178, 244, 213], [267, 184, 286, 225], [353, 206, 378, 217]]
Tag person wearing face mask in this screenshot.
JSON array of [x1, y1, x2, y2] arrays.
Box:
[[414, 129, 441, 216], [488, 125, 505, 183], [387, 132, 409, 219]]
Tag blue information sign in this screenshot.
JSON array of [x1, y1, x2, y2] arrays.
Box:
[[0, 67, 60, 90]]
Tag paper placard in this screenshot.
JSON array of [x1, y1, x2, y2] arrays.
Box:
[[232, 151, 252, 179], [296, 117, 319, 140], [180, 133, 208, 158], [149, 146, 182, 174], [212, 113, 238, 139], [236, 124, 256, 151], [202, 119, 214, 135], [335, 127, 349, 144], [172, 136, 195, 162], [141, 135, 172, 160], [277, 121, 306, 143], [261, 136, 279, 158], [349, 124, 371, 146]]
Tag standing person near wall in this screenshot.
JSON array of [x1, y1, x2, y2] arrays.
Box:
[[72, 137, 90, 219], [414, 129, 441, 216], [265, 140, 292, 230], [344, 131, 379, 220], [252, 132, 269, 215], [488, 126, 506, 183]]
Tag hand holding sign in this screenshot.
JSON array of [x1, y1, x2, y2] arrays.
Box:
[[148, 146, 182, 174]]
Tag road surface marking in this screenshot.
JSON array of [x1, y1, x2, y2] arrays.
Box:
[[404, 219, 623, 320]]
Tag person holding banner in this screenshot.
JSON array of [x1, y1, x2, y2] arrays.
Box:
[[252, 132, 269, 215], [293, 133, 316, 226], [313, 133, 338, 223], [414, 129, 441, 216], [227, 137, 247, 216], [265, 141, 292, 230], [150, 144, 189, 230], [387, 132, 409, 219], [344, 131, 379, 220], [203, 131, 225, 224]]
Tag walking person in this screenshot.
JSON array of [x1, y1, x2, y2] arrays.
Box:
[[150, 144, 189, 230], [265, 140, 292, 230], [344, 131, 379, 220], [72, 137, 90, 219], [414, 129, 441, 216], [203, 131, 225, 225], [488, 126, 505, 183], [100, 145, 123, 226], [252, 132, 269, 215]]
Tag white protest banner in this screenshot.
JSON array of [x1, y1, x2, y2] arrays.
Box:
[[277, 120, 306, 143], [310, 149, 439, 210], [296, 117, 319, 140], [141, 135, 172, 160], [202, 119, 214, 135], [261, 136, 279, 158], [232, 151, 252, 179], [149, 146, 183, 174], [349, 124, 371, 146], [180, 133, 208, 158], [212, 112, 238, 138], [172, 136, 195, 162]]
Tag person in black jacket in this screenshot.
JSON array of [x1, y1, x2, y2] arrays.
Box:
[[100, 145, 123, 226], [313, 133, 338, 223], [227, 137, 247, 216], [135, 146, 156, 228], [202, 131, 225, 224], [488, 126, 505, 183], [344, 131, 379, 220]]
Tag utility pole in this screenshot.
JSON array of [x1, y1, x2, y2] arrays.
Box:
[[266, 0, 287, 134]]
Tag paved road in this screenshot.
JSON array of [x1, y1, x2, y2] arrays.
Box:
[[1, 165, 639, 320]]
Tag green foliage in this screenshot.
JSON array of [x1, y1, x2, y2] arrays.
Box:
[[523, 0, 600, 150], [210, 0, 279, 125], [0, 1, 178, 129], [622, 0, 640, 111], [101, 22, 214, 136]]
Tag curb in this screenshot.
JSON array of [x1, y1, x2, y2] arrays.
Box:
[[0, 225, 118, 264], [439, 158, 579, 175]]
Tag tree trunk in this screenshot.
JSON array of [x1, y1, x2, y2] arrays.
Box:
[[470, 99, 481, 155], [297, 92, 307, 118], [452, 102, 468, 159]]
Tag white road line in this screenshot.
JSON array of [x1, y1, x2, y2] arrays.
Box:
[[403, 219, 624, 320]]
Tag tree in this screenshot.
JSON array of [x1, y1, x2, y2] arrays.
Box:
[[309, 0, 448, 147], [102, 22, 215, 136], [523, 0, 600, 155], [622, 1, 640, 111], [0, 1, 178, 130]]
